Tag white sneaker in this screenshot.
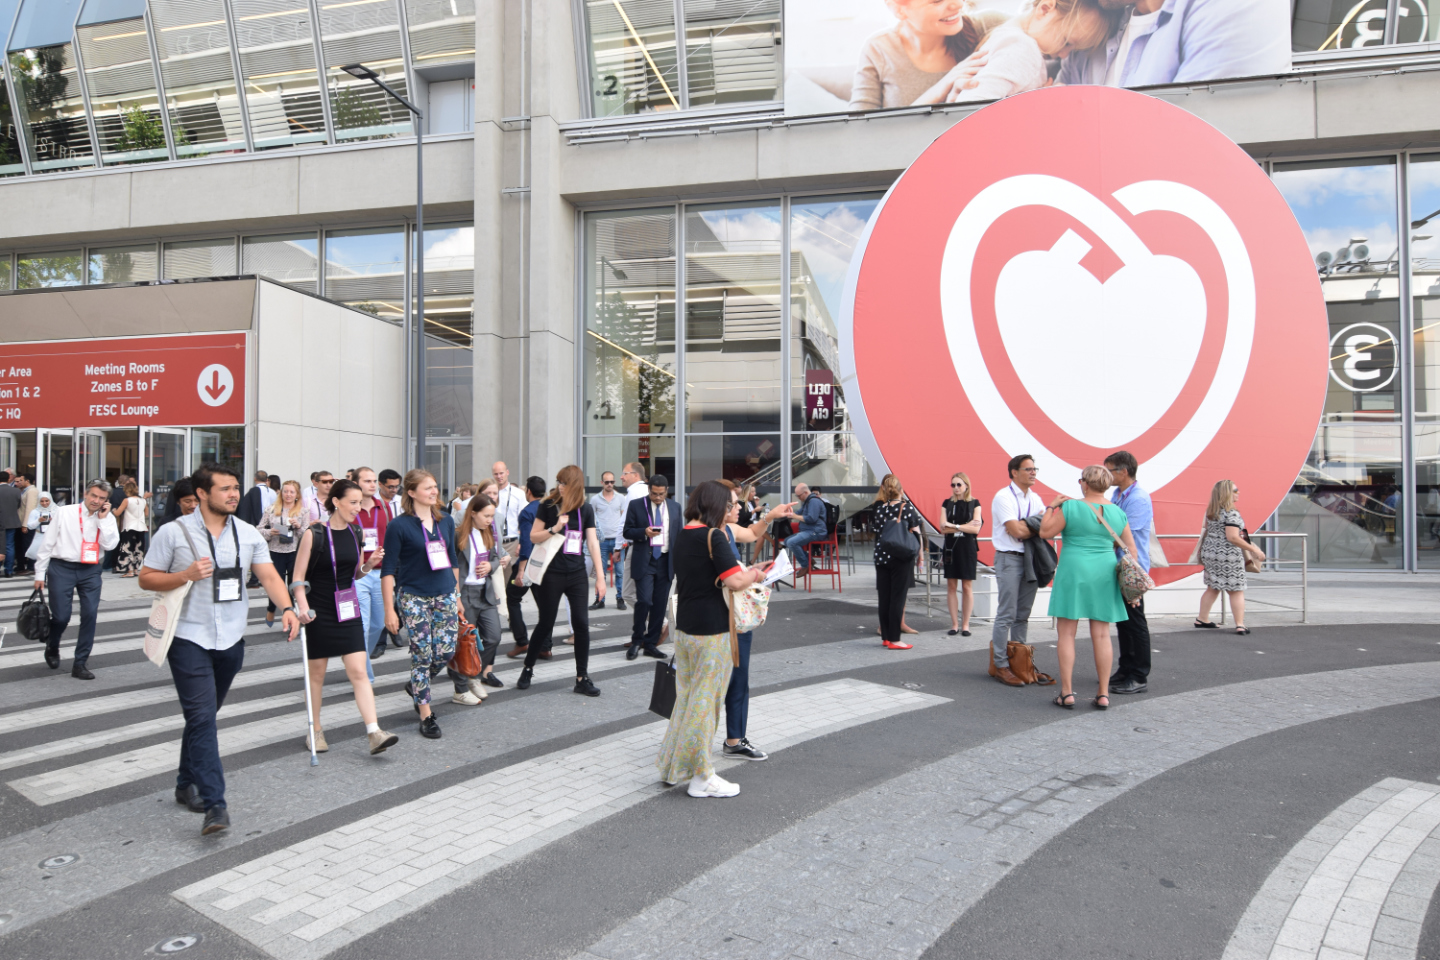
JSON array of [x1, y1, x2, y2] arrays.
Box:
[[451, 690, 483, 705], [687, 774, 740, 798], [466, 678, 490, 700]]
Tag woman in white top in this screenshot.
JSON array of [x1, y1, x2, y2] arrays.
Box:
[[449, 484, 474, 521], [454, 493, 509, 696], [115, 481, 150, 577], [24, 492, 56, 562], [258, 480, 307, 627]]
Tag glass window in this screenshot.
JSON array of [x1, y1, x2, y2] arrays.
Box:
[[17, 250, 84, 288], [0, 62, 23, 177], [584, 208, 677, 437], [77, 16, 169, 165], [0, 254, 13, 289], [1292, 0, 1437, 51], [685, 430, 780, 494], [585, 435, 677, 492], [682, 0, 780, 109], [792, 432, 878, 523], [7, 43, 97, 174], [324, 225, 404, 319], [1410, 154, 1440, 565], [231, 0, 327, 151], [163, 237, 237, 279], [149, 0, 246, 158], [1272, 158, 1403, 568], [789, 193, 882, 431], [582, 0, 679, 117], [79, 0, 149, 24], [242, 232, 318, 292], [317, 0, 413, 142], [416, 222, 474, 439], [684, 201, 782, 431], [87, 243, 158, 283], [8, 0, 83, 49], [404, 0, 476, 67]]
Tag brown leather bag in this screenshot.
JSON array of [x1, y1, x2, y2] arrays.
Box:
[[988, 641, 1056, 686], [451, 618, 481, 678]]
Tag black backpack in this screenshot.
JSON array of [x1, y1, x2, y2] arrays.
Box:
[[17, 587, 50, 643]]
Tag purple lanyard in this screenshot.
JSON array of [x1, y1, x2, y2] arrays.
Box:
[[325, 522, 361, 584]]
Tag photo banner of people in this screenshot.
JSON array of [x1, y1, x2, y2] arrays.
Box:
[[783, 0, 1292, 118]]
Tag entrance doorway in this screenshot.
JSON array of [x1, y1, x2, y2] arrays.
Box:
[[425, 438, 473, 503]]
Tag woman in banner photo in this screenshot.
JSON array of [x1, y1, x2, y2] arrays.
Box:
[[1039, 464, 1138, 711], [382, 469, 463, 740], [455, 492, 508, 696], [115, 481, 150, 577], [1195, 479, 1267, 636], [942, 472, 982, 637], [657, 480, 770, 798], [292, 478, 399, 755], [849, 0, 1009, 110], [258, 480, 306, 628]]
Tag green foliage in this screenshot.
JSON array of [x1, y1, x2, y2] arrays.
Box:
[[17, 253, 83, 289], [334, 88, 383, 132], [113, 105, 165, 153]]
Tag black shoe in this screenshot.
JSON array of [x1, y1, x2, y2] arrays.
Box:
[[1112, 677, 1148, 694], [1109, 671, 1128, 685], [961, 630, 971, 637], [419, 715, 442, 739], [71, 664, 94, 680], [589, 598, 605, 610], [517, 667, 533, 690], [574, 677, 600, 697], [616, 598, 626, 611], [643, 647, 666, 659], [625, 644, 640, 661], [389, 630, 405, 647], [370, 642, 385, 660], [175, 784, 206, 813], [723, 738, 769, 761], [44, 649, 59, 669], [480, 672, 504, 688], [201, 806, 230, 836], [246, 575, 260, 589]]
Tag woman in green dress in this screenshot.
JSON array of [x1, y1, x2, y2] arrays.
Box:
[[1039, 464, 1140, 711]]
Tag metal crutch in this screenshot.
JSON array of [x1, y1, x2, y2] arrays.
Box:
[[291, 582, 319, 767]]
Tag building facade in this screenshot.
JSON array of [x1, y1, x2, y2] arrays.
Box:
[[1, 0, 1438, 571]]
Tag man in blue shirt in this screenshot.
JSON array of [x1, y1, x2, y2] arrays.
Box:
[[783, 484, 828, 573], [1105, 450, 1153, 695], [506, 476, 547, 659]]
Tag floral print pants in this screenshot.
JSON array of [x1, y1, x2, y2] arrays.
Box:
[[656, 629, 734, 784], [399, 592, 459, 705]]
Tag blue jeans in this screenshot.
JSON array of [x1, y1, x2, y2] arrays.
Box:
[[45, 558, 103, 666], [2, 528, 14, 576], [356, 569, 385, 682], [724, 630, 753, 740], [168, 637, 245, 810], [600, 538, 624, 594], [784, 529, 824, 570]]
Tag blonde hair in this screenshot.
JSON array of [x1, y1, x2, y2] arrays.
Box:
[[1046, 0, 1113, 52], [269, 480, 305, 519], [402, 469, 445, 521], [1080, 464, 1114, 494], [1206, 479, 1237, 521], [875, 474, 904, 503], [950, 472, 973, 503]]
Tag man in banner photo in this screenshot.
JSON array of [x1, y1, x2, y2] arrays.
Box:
[[782, 0, 1291, 116]]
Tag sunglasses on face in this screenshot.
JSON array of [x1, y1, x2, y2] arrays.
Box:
[[950, 483, 965, 488]]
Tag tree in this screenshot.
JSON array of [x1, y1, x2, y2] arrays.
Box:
[[113, 105, 166, 154]]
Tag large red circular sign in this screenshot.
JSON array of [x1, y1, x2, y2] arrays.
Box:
[[840, 86, 1328, 584]]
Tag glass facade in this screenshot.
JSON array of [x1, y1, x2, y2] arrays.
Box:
[[163, 237, 236, 278], [7, 33, 96, 174], [405, 0, 476, 67], [230, 0, 327, 152], [150, 0, 246, 159], [242, 232, 318, 293], [417, 222, 474, 441], [1293, 0, 1439, 51], [87, 242, 158, 283], [318, 0, 413, 143], [1411, 154, 1440, 565], [17, 250, 83, 287], [77, 15, 167, 166], [681, 0, 781, 109]]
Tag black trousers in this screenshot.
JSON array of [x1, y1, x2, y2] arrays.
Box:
[[1115, 595, 1150, 681], [266, 551, 296, 613], [876, 561, 912, 643], [46, 558, 103, 666], [169, 637, 245, 810], [631, 565, 672, 650], [506, 575, 530, 646], [526, 566, 590, 676]]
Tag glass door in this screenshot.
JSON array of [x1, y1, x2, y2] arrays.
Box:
[[425, 442, 453, 504], [38, 430, 75, 505], [192, 430, 221, 470], [0, 433, 14, 474], [76, 431, 105, 490], [140, 427, 188, 531]]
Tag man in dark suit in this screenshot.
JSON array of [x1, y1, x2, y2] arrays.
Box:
[[623, 474, 680, 660], [237, 471, 269, 526]]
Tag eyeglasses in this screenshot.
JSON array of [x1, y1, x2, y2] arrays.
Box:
[[1022, 467, 1038, 473]]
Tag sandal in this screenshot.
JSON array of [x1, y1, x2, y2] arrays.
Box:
[[1235, 626, 1250, 635], [1053, 692, 1075, 710], [1093, 694, 1110, 710], [1194, 619, 1218, 629]]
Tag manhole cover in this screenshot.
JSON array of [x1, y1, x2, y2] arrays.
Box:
[[151, 935, 201, 954], [38, 854, 78, 869]]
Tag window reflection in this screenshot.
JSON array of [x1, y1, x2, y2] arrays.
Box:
[[582, 0, 679, 117], [17, 250, 84, 288], [584, 435, 677, 493], [1409, 154, 1440, 565], [1272, 158, 1403, 567], [324, 225, 404, 319], [87, 244, 159, 284], [163, 238, 237, 279], [77, 17, 169, 165], [685, 431, 781, 494], [150, 0, 246, 158], [0, 256, 11, 290], [1293, 0, 1437, 51], [584, 208, 677, 437], [405, 0, 477, 67], [682, 0, 781, 108], [242, 233, 319, 293], [416, 223, 474, 439], [0, 67, 24, 176], [317, 0, 413, 142], [7, 45, 96, 174], [231, 0, 327, 151], [792, 432, 878, 524]]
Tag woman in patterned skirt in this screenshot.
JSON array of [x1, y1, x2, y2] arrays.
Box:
[[1195, 479, 1267, 635], [656, 480, 768, 798]]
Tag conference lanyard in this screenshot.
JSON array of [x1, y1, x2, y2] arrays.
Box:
[[423, 520, 451, 570], [203, 517, 244, 603], [467, 531, 488, 585], [77, 510, 101, 565], [1010, 484, 1035, 521], [327, 523, 362, 622]]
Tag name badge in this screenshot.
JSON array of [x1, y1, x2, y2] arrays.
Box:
[[362, 526, 379, 553], [649, 530, 663, 547], [79, 541, 100, 565], [426, 538, 451, 570], [335, 585, 360, 622], [216, 575, 242, 602], [565, 528, 583, 555]]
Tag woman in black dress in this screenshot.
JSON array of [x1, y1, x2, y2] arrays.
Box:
[[942, 472, 982, 637], [293, 479, 398, 756]]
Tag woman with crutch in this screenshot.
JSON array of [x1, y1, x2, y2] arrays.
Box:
[[291, 478, 398, 755]]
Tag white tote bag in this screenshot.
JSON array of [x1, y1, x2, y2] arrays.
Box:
[[523, 530, 564, 587], [144, 521, 201, 667]]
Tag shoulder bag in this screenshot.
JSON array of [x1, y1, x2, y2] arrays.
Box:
[[523, 516, 564, 587], [1088, 503, 1154, 607], [144, 520, 203, 666], [1241, 527, 1263, 574], [451, 617, 481, 678], [877, 502, 918, 563]]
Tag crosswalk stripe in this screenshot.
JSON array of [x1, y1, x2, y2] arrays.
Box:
[[173, 679, 948, 959], [0, 620, 286, 669], [0, 596, 271, 636]]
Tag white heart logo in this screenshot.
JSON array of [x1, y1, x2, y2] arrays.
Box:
[[939, 174, 1255, 494]]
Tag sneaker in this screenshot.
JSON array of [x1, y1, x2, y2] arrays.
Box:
[[201, 806, 230, 836], [480, 672, 504, 688], [516, 667, 533, 690], [687, 774, 740, 798], [419, 714, 442, 739], [306, 726, 328, 752], [451, 690, 483, 705], [573, 677, 601, 697], [466, 678, 490, 699], [723, 739, 768, 761], [367, 729, 399, 754], [589, 598, 605, 610], [616, 598, 627, 611]]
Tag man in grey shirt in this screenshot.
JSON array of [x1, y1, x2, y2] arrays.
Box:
[[0, 471, 23, 578], [589, 471, 628, 610], [139, 464, 298, 837]]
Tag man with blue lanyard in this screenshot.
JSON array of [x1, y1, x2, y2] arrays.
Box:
[[139, 464, 300, 837], [988, 455, 1047, 687], [1105, 450, 1153, 694]]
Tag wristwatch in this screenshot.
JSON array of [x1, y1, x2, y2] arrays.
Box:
[[280, 606, 295, 616]]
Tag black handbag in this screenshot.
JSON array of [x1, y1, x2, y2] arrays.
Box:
[[648, 657, 677, 718], [18, 587, 50, 643], [877, 507, 918, 563]]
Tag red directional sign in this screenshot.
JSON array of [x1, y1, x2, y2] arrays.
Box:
[[0, 332, 246, 428], [840, 86, 1328, 584]]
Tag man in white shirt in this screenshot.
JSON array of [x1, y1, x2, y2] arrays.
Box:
[[258, 474, 277, 514], [35, 479, 121, 679], [377, 469, 403, 518], [492, 461, 526, 558], [988, 455, 1047, 687], [619, 461, 648, 604], [303, 471, 333, 522]]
